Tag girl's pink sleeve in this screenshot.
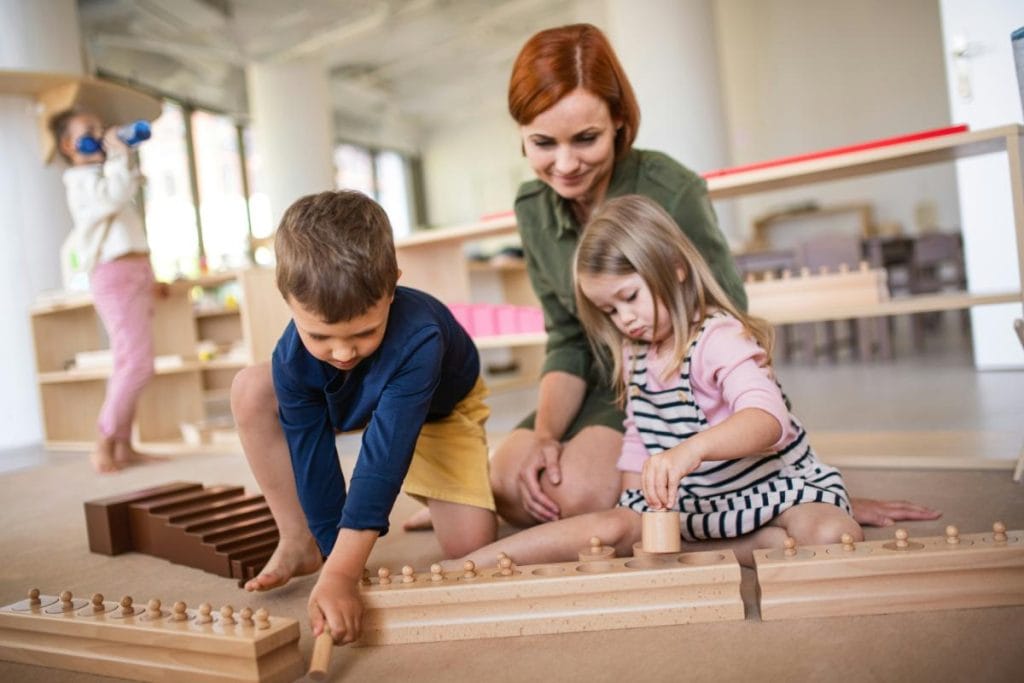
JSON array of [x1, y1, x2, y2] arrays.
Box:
[[691, 318, 795, 449], [616, 345, 649, 473]]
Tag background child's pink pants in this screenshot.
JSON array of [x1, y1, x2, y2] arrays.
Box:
[[90, 257, 155, 441]]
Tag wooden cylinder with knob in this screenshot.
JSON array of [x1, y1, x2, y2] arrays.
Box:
[[308, 630, 333, 680]]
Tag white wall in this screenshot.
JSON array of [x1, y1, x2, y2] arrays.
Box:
[[421, 0, 957, 250], [0, 0, 83, 450], [939, 0, 1024, 369], [713, 0, 958, 245]]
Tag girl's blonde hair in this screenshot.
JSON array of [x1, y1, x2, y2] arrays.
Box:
[[573, 195, 774, 406]]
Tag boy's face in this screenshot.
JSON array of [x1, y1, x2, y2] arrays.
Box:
[[60, 113, 105, 166], [287, 293, 393, 371]]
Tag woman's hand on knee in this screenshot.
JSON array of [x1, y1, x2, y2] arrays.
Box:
[[517, 435, 563, 523]]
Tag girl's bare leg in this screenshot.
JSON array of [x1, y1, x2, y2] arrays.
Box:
[[444, 507, 641, 571]]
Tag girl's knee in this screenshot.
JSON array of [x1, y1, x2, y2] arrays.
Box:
[[593, 508, 641, 551], [790, 505, 863, 546]]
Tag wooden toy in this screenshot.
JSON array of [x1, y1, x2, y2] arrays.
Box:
[[308, 631, 333, 680], [357, 549, 743, 645], [754, 523, 1024, 621], [641, 510, 682, 553], [84, 482, 278, 585], [0, 589, 302, 682], [578, 536, 615, 562]]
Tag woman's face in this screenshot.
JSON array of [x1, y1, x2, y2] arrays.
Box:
[[520, 87, 619, 205]]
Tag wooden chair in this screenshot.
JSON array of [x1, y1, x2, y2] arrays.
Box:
[[907, 232, 968, 349]]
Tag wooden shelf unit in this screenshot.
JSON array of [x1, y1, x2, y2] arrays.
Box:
[[396, 124, 1024, 341], [30, 268, 291, 450]]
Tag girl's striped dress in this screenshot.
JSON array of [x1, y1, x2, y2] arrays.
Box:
[[617, 314, 851, 541]]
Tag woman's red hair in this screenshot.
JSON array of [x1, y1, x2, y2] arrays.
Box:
[[508, 23, 640, 158]]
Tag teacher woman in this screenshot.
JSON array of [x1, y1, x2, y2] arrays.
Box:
[[482, 23, 938, 530]]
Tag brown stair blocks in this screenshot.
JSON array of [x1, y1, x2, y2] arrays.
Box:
[[84, 482, 279, 585]]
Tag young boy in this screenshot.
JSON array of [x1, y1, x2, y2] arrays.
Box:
[[239, 190, 497, 646]]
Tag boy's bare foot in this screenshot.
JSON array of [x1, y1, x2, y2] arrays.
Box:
[[113, 440, 168, 467], [90, 436, 119, 474], [244, 536, 322, 592], [402, 506, 434, 531]]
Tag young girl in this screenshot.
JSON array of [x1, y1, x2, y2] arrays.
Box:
[[456, 195, 862, 567], [51, 108, 161, 474]]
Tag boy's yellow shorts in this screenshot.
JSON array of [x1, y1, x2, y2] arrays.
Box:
[[403, 376, 496, 512]]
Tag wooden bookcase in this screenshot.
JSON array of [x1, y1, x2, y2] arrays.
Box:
[[396, 124, 1023, 336], [30, 268, 291, 450]]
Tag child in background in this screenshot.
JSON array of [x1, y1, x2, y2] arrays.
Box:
[[239, 190, 497, 646], [50, 108, 159, 474], [456, 195, 862, 568]]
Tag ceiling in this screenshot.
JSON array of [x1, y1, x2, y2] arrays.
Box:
[[77, 0, 582, 142]]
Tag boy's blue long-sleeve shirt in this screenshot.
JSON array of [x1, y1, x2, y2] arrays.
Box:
[[271, 286, 480, 555]]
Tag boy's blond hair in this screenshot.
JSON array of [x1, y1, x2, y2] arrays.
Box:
[[574, 195, 773, 407], [275, 190, 399, 323]]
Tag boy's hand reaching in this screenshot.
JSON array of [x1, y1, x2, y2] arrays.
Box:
[[642, 445, 702, 510], [308, 568, 363, 645]]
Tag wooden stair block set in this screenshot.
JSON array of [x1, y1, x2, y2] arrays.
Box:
[[0, 589, 302, 683], [754, 524, 1024, 620], [84, 482, 279, 585]]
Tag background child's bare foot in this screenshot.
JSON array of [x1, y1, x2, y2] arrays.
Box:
[[244, 536, 322, 591], [90, 436, 119, 474], [402, 507, 433, 531], [114, 440, 169, 467]]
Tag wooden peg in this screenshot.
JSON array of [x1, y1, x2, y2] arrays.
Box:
[[993, 521, 1008, 543], [498, 556, 514, 576], [401, 566, 416, 583], [28, 589, 40, 607], [642, 510, 682, 553], [195, 603, 213, 624], [171, 601, 188, 621], [579, 536, 615, 562], [894, 528, 909, 550], [841, 533, 855, 551], [239, 607, 254, 626], [255, 608, 270, 629], [462, 560, 477, 579], [430, 563, 444, 582], [119, 596, 134, 617], [220, 605, 235, 625], [146, 599, 161, 619], [90, 593, 106, 614], [783, 537, 798, 557], [945, 525, 960, 545], [60, 591, 74, 611], [378, 567, 392, 586], [308, 630, 333, 681]]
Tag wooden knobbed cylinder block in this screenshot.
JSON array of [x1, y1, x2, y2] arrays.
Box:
[[641, 510, 682, 554]]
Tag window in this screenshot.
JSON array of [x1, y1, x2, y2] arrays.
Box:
[[191, 111, 251, 272], [334, 143, 415, 240], [138, 102, 200, 280]]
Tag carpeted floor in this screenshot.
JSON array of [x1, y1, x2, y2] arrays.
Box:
[[0, 447, 1022, 682]]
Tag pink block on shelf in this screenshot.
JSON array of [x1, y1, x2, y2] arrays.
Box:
[[448, 303, 474, 336], [469, 303, 498, 337], [516, 306, 545, 333], [495, 304, 519, 335]]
